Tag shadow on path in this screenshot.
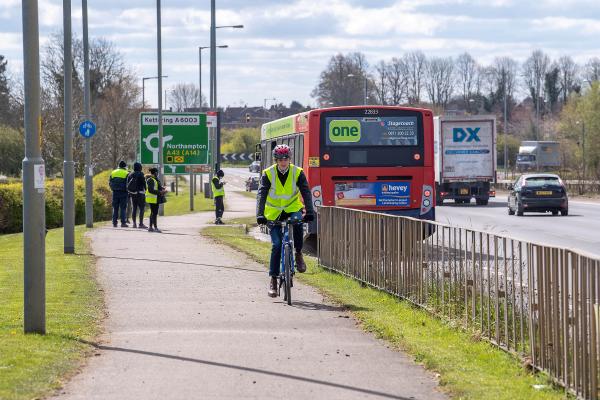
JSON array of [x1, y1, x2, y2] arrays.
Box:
[[77, 340, 414, 400], [290, 300, 370, 313]]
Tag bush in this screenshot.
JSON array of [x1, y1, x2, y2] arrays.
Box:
[[0, 171, 113, 234]]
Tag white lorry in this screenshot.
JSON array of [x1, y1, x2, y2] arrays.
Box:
[[515, 141, 560, 171], [434, 115, 497, 205]]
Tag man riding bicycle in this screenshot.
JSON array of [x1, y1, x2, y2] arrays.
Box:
[[256, 144, 314, 298]]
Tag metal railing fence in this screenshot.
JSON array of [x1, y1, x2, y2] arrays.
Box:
[[318, 206, 600, 399]]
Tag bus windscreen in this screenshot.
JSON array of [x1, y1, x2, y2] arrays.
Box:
[[325, 116, 418, 147]]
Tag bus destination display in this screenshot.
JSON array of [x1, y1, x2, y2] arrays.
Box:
[[326, 116, 418, 146]]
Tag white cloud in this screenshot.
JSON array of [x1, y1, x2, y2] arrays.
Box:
[[531, 17, 600, 35]]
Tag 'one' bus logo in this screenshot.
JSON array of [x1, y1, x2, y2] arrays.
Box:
[[329, 120, 361, 143]]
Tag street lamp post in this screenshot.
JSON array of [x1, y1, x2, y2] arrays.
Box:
[[22, 0, 46, 334], [63, 0, 74, 254], [347, 73, 368, 105], [142, 75, 168, 109], [156, 0, 165, 215], [576, 120, 586, 194], [503, 74, 508, 177], [199, 45, 227, 112], [82, 0, 93, 228], [263, 97, 276, 120], [208, 1, 243, 193]]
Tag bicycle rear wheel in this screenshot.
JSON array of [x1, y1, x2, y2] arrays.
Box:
[[284, 244, 292, 305]]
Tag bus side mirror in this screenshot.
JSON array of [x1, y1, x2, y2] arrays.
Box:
[[254, 152, 261, 161]]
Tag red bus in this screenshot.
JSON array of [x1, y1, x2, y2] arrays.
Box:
[[259, 106, 435, 235]]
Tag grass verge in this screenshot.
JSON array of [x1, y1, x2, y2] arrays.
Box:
[[0, 226, 103, 400], [203, 217, 570, 400], [163, 189, 214, 216]]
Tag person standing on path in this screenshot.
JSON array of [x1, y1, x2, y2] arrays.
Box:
[[256, 144, 314, 297], [211, 169, 226, 225], [127, 162, 147, 229], [146, 167, 166, 233], [109, 160, 130, 228]]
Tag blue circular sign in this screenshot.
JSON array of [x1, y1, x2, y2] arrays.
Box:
[[79, 120, 96, 138]]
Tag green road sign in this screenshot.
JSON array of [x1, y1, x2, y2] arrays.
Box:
[[140, 113, 209, 166], [163, 165, 187, 175]]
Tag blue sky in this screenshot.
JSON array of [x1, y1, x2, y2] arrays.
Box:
[[1, 0, 600, 108]]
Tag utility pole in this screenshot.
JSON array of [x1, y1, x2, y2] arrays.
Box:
[[503, 74, 508, 177], [22, 0, 46, 334], [208, 0, 216, 197], [156, 0, 165, 215], [364, 76, 368, 105], [82, 0, 93, 228], [63, 0, 74, 253]]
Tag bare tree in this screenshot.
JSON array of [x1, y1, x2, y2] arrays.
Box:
[[522, 49, 550, 122], [557, 56, 579, 103], [424, 56, 454, 108], [403, 51, 426, 104], [95, 75, 141, 169], [386, 57, 407, 105], [583, 57, 600, 86], [311, 52, 370, 106], [170, 83, 199, 112], [455, 52, 478, 110], [373, 60, 387, 105]]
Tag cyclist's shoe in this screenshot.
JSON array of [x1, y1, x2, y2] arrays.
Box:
[[268, 276, 277, 297], [296, 251, 307, 273]]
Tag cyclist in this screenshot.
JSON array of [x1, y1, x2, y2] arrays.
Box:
[[256, 144, 314, 297]]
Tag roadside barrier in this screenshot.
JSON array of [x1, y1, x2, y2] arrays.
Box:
[[318, 206, 600, 399]]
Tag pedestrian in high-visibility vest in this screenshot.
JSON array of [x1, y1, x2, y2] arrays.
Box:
[[211, 169, 226, 225], [109, 160, 130, 228], [256, 144, 314, 297], [145, 167, 166, 233]]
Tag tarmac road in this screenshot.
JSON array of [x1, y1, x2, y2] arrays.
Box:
[[436, 194, 600, 257]]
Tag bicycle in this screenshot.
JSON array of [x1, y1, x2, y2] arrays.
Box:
[[268, 215, 303, 305]]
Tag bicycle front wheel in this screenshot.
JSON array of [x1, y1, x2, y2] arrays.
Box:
[[284, 244, 292, 305]]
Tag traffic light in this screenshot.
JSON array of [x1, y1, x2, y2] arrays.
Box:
[[245, 113, 250, 123]]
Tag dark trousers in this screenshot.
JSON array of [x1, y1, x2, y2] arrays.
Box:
[[112, 192, 128, 225], [149, 203, 159, 229], [131, 193, 146, 224], [269, 222, 303, 277], [215, 195, 224, 219]]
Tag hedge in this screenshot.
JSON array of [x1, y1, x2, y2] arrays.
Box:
[[0, 171, 113, 234]]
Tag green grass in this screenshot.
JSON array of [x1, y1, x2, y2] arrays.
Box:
[[203, 217, 570, 400], [0, 226, 103, 400], [163, 188, 214, 216]]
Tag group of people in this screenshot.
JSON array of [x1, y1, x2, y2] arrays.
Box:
[[109, 161, 166, 233], [109, 143, 314, 298]]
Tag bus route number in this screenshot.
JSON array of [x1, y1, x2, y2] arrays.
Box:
[[364, 109, 378, 115]]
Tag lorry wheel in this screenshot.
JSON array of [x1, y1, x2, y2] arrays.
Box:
[[552, 210, 558, 216], [561, 208, 568, 216], [517, 209, 524, 216], [476, 199, 489, 206]]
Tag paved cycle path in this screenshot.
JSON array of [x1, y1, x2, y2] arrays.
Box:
[[54, 192, 447, 400]]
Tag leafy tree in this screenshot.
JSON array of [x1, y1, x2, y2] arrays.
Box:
[[221, 127, 260, 156], [0, 125, 24, 176], [0, 55, 11, 126], [557, 82, 600, 180]]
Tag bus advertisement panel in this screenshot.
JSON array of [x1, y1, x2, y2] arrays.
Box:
[[260, 106, 435, 235]]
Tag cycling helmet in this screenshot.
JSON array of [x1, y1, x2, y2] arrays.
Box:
[[272, 144, 291, 160]]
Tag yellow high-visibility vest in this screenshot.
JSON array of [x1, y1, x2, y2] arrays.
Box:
[[211, 178, 225, 197], [263, 164, 303, 221], [145, 176, 159, 204]]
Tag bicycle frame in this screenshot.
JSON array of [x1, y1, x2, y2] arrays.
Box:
[[268, 216, 302, 304]]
